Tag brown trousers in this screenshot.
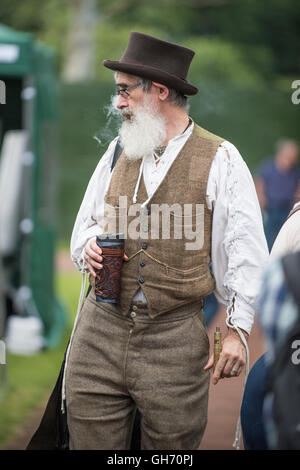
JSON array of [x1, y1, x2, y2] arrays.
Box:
[[65, 290, 210, 450]]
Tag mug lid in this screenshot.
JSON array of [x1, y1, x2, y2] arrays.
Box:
[[97, 233, 125, 240]]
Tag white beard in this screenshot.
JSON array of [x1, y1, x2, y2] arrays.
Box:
[[118, 96, 166, 161]]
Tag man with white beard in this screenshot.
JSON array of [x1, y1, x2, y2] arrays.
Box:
[[66, 31, 269, 450], [118, 89, 167, 161]]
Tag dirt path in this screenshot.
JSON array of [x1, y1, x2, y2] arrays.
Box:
[[200, 306, 265, 449]]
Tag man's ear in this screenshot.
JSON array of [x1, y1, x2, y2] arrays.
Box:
[[152, 82, 169, 101]]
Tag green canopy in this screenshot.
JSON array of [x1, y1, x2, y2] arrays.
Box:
[[0, 23, 67, 349], [0, 23, 34, 76]]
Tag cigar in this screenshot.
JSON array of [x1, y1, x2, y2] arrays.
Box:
[[213, 326, 222, 372]]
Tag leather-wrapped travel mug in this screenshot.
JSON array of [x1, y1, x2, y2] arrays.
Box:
[[95, 233, 125, 303]]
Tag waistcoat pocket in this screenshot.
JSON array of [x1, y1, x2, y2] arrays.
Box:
[[165, 263, 205, 280]]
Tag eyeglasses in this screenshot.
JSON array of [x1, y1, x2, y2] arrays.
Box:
[[116, 81, 142, 98]]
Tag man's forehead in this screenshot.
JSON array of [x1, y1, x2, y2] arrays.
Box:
[[115, 71, 138, 86]]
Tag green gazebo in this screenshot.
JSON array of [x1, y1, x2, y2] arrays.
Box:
[[0, 23, 67, 349]]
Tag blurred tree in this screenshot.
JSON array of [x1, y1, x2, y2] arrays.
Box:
[[0, 0, 47, 33], [97, 0, 224, 37], [2, 0, 299, 75], [0, 0, 70, 69], [185, 37, 274, 87], [212, 0, 300, 76], [96, 0, 300, 75], [95, 25, 274, 86]]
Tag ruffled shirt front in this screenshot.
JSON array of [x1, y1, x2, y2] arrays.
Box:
[[70, 121, 269, 334]]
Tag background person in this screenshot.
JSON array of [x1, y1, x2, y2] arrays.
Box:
[[255, 139, 300, 250], [241, 200, 300, 449], [256, 250, 300, 449]]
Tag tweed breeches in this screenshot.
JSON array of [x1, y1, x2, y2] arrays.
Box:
[[65, 289, 210, 450]]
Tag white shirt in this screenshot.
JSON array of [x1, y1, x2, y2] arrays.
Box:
[[70, 121, 269, 334], [270, 201, 300, 258]]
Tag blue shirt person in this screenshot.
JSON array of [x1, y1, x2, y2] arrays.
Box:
[[255, 139, 300, 250]]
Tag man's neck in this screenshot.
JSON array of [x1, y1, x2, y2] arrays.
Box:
[[161, 106, 190, 145]]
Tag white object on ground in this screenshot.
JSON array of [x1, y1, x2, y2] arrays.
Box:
[[5, 315, 45, 355]]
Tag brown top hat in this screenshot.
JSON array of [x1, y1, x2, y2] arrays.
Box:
[[103, 31, 198, 96]]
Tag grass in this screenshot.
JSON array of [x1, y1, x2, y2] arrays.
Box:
[[0, 269, 82, 448]]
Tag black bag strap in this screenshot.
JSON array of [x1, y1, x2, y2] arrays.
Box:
[[281, 251, 300, 316], [110, 137, 123, 172]]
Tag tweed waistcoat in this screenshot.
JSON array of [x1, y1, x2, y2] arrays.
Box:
[[103, 123, 224, 317]]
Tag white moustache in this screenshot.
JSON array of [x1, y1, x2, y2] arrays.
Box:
[[120, 109, 134, 120]]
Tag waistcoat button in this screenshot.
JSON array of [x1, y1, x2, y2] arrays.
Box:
[[141, 242, 147, 250], [138, 277, 145, 284], [140, 261, 146, 267]]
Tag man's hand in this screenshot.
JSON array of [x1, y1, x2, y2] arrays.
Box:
[[84, 238, 128, 277], [204, 328, 248, 385]]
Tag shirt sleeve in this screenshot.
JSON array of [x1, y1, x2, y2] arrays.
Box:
[[70, 138, 118, 271], [270, 203, 300, 259], [207, 140, 269, 334]]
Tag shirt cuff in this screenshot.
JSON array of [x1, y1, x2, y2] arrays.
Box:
[[226, 293, 255, 335]]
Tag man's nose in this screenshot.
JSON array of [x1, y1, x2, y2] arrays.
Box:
[[116, 94, 128, 110]]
